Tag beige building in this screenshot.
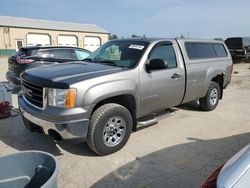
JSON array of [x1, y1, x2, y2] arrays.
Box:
[[0, 16, 109, 56]]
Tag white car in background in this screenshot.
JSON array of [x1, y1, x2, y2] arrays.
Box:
[[203, 143, 250, 188]]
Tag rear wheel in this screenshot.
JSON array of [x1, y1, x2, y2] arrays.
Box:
[[87, 103, 132, 155], [200, 82, 221, 111]]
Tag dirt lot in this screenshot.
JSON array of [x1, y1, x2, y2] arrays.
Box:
[[0, 57, 250, 188]]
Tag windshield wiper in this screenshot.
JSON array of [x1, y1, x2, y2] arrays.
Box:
[[82, 58, 93, 62], [94, 60, 117, 67]]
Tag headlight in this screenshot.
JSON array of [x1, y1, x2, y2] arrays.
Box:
[[47, 88, 76, 108]]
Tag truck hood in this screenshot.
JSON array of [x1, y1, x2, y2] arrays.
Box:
[[21, 61, 124, 89]]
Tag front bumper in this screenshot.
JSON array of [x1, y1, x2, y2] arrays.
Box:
[[18, 93, 90, 140], [6, 71, 21, 85]]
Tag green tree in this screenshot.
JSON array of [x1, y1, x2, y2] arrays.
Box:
[[109, 34, 118, 40]]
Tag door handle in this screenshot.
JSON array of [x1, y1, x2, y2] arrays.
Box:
[[171, 73, 180, 79]]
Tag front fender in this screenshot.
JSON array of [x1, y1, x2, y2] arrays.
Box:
[[82, 79, 138, 107]]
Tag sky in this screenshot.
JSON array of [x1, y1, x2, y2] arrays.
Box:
[[0, 0, 250, 39]]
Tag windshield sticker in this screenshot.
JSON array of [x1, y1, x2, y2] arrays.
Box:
[[129, 45, 145, 50]]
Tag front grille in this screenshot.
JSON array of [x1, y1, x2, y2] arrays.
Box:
[[22, 80, 43, 108]]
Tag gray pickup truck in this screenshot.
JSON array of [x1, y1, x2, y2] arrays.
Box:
[[18, 38, 233, 155]]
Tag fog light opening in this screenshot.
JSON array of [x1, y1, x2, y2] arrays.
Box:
[[48, 129, 62, 141]]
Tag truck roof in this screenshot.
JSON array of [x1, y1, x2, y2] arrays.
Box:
[[111, 37, 225, 44], [110, 37, 167, 43]]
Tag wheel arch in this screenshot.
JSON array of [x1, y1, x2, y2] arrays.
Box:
[[91, 94, 137, 131], [211, 74, 224, 99]]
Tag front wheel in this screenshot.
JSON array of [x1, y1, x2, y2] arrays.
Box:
[[87, 103, 132, 155], [200, 81, 221, 111]]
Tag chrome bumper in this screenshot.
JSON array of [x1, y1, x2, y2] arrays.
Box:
[[19, 101, 89, 140]]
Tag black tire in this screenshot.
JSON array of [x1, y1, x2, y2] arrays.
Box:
[[87, 103, 133, 155], [200, 81, 221, 111]]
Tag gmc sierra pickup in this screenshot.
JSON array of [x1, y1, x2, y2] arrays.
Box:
[[18, 38, 233, 155]]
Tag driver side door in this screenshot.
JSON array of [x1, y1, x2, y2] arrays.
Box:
[[139, 41, 185, 116]]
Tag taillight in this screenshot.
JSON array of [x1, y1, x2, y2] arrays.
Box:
[[230, 64, 234, 79], [17, 58, 34, 64], [202, 164, 224, 188], [241, 43, 244, 49]]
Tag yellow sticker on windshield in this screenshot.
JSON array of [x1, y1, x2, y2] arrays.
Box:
[[129, 45, 145, 50]]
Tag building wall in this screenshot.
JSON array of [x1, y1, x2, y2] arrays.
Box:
[[0, 27, 15, 56], [0, 27, 109, 56]]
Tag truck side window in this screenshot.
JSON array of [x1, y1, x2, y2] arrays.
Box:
[[185, 42, 227, 59], [149, 44, 177, 68]]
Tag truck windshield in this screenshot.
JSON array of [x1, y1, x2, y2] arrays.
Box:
[[86, 40, 149, 68]]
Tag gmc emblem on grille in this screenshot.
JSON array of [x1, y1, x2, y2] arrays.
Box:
[[22, 86, 32, 97]]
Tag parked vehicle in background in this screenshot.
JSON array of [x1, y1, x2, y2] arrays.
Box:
[[225, 37, 250, 58], [6, 46, 91, 85], [202, 143, 250, 188], [18, 38, 233, 155], [214, 38, 223, 41]]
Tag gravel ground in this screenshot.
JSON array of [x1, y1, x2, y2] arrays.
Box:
[[0, 57, 250, 188]]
